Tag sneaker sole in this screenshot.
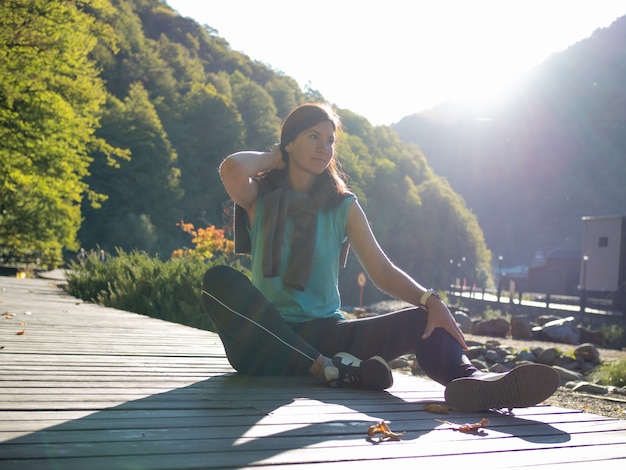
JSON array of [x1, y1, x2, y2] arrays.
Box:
[[361, 355, 394, 391], [444, 363, 560, 412]]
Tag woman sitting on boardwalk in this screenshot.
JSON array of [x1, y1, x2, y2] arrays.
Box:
[[202, 103, 558, 411]]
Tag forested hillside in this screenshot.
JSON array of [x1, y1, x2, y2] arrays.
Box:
[[1, 0, 492, 305], [394, 15, 626, 269]]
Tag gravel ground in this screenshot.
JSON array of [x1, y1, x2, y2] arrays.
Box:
[[465, 333, 626, 420], [363, 300, 626, 420], [542, 387, 626, 419]]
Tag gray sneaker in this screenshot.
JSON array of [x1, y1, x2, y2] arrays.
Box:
[[324, 352, 393, 391], [445, 363, 560, 412]]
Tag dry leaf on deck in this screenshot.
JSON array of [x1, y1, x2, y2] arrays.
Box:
[[436, 417, 490, 434], [424, 403, 449, 414], [367, 420, 405, 442]]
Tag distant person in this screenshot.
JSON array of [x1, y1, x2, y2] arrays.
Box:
[[99, 249, 106, 262], [77, 248, 86, 265], [202, 103, 559, 411]]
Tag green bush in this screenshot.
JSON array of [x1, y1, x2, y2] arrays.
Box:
[[65, 249, 249, 332], [483, 306, 507, 321], [599, 324, 625, 350], [591, 358, 626, 388]]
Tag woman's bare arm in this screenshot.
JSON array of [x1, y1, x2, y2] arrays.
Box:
[[346, 200, 467, 349], [219, 146, 285, 221]]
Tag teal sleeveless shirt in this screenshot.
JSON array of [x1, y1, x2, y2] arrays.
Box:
[[248, 193, 355, 323]]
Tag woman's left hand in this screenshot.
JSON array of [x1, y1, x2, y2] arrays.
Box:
[[421, 300, 468, 350]]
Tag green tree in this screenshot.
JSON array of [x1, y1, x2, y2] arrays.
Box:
[[415, 178, 492, 289], [168, 83, 245, 227], [264, 76, 303, 118], [0, 0, 124, 267], [80, 82, 182, 254], [230, 71, 280, 148]]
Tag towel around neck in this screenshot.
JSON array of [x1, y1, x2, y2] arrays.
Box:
[[233, 172, 349, 291]]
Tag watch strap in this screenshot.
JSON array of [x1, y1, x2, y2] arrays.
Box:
[[419, 289, 439, 310]]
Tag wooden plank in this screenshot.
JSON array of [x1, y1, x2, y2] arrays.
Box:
[[1, 407, 623, 443], [2, 277, 626, 469], [1, 432, 625, 469]]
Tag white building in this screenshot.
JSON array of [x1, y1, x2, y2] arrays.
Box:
[[580, 215, 626, 311]]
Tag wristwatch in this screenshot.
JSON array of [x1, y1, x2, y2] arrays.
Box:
[[419, 289, 441, 311]]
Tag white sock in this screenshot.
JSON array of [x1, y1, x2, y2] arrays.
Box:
[[314, 356, 334, 382]]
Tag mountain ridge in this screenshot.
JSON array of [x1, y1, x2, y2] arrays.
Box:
[[394, 15, 626, 267]]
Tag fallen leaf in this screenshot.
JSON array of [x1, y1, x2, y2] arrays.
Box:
[[424, 403, 449, 414], [436, 417, 490, 434], [367, 420, 405, 442], [16, 330, 25, 335], [2, 312, 15, 319]]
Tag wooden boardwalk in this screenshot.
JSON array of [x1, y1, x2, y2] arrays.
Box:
[[1, 276, 625, 469]]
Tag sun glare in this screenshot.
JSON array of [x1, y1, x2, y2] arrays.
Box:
[[448, 69, 527, 116], [167, 0, 626, 125]]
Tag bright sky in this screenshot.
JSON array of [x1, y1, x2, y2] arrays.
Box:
[[166, 0, 626, 126]]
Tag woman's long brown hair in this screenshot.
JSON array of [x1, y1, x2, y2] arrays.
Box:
[[266, 103, 350, 209]]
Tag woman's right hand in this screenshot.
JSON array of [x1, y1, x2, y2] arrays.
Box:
[[219, 146, 287, 218]]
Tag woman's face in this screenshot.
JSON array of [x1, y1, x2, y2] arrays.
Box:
[[284, 120, 335, 177]]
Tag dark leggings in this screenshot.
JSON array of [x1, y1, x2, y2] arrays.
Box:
[[202, 265, 477, 386]]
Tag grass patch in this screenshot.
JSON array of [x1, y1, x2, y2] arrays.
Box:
[[483, 306, 508, 321], [590, 357, 626, 388]]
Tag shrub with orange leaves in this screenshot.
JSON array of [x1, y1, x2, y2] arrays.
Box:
[[173, 221, 235, 260]]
